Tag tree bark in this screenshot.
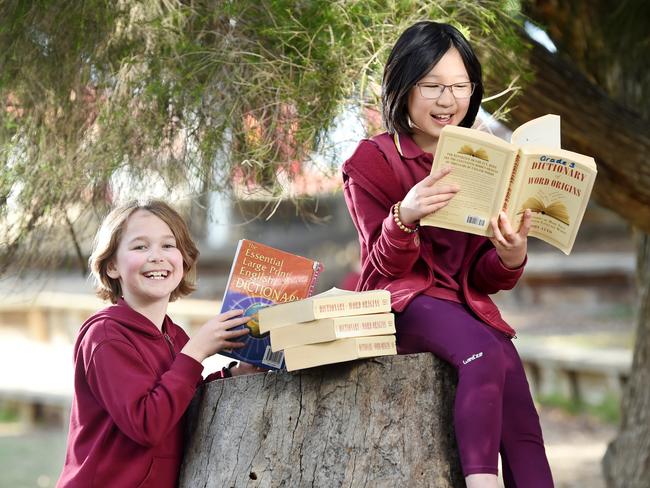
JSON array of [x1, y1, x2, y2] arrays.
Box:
[[602, 233, 650, 487], [179, 354, 464, 488]]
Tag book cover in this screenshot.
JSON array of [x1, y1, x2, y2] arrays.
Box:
[[505, 146, 596, 254], [270, 312, 395, 352], [283, 335, 397, 372], [420, 115, 597, 254], [258, 287, 392, 333], [219, 239, 322, 369]]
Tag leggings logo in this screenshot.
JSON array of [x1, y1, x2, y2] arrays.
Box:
[[462, 352, 483, 365]]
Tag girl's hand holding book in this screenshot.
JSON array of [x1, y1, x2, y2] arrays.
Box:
[[181, 309, 251, 363], [400, 166, 460, 225], [489, 209, 532, 269]]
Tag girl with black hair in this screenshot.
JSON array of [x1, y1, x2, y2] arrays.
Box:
[[342, 21, 553, 488]]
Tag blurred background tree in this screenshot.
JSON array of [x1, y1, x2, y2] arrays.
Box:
[[2, 0, 649, 485], [0, 0, 527, 273]]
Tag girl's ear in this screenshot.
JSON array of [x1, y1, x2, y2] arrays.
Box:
[[106, 260, 120, 279]]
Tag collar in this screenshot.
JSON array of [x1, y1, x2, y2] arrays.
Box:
[[114, 297, 174, 338], [393, 132, 430, 160]]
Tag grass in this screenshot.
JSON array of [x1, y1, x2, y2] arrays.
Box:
[[538, 393, 621, 425], [597, 303, 635, 321], [0, 426, 67, 488], [0, 407, 19, 423]]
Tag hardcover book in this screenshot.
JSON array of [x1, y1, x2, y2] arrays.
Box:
[[219, 239, 322, 369], [258, 287, 392, 333], [269, 313, 395, 352], [420, 114, 597, 254], [283, 335, 397, 372]]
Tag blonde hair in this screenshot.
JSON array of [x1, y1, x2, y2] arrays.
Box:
[[89, 200, 199, 303]]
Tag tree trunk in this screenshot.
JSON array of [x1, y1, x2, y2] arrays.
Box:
[[602, 233, 650, 487], [506, 38, 650, 486], [179, 354, 464, 488]]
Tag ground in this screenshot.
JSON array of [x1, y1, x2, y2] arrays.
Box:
[[0, 404, 618, 488], [537, 406, 616, 488]]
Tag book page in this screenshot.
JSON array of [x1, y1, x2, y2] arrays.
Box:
[[511, 114, 561, 148], [421, 125, 517, 235], [310, 286, 353, 297], [511, 147, 597, 254]]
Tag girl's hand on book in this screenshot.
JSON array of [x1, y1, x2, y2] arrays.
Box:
[[489, 209, 532, 269], [181, 309, 251, 363], [400, 166, 460, 225]]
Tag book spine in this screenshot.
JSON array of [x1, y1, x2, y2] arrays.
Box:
[[314, 294, 391, 318], [307, 261, 323, 297], [356, 336, 397, 358], [334, 314, 395, 337], [502, 152, 521, 213]]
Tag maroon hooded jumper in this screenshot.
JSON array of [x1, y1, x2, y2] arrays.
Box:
[[58, 299, 226, 488], [342, 132, 525, 337]]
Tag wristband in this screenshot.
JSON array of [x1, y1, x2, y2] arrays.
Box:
[[221, 361, 238, 378], [393, 201, 419, 234]]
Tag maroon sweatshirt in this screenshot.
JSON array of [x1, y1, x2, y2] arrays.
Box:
[[58, 299, 224, 488], [342, 132, 525, 337]]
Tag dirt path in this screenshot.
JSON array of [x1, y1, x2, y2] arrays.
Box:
[[496, 405, 616, 487], [537, 406, 616, 488]]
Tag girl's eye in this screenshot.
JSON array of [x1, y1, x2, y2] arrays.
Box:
[[133, 245, 147, 250], [163, 244, 176, 249]]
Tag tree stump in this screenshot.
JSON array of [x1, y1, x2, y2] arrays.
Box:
[[179, 353, 463, 487]]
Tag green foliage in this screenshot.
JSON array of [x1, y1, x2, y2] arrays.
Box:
[[0, 405, 20, 423], [538, 393, 621, 425], [0, 0, 530, 272]]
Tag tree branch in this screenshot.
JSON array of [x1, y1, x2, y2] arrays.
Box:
[[506, 42, 650, 233]]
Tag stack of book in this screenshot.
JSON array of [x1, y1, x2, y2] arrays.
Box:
[[258, 287, 397, 372]]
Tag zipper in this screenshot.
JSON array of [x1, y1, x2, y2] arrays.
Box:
[[163, 332, 175, 359]]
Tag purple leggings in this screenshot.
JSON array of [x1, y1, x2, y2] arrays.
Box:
[[396, 295, 554, 487]]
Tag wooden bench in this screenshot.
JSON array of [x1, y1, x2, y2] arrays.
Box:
[[516, 341, 632, 406]]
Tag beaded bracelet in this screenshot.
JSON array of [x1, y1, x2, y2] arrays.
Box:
[[393, 201, 419, 234]]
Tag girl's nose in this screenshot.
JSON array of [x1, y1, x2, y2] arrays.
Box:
[[436, 87, 455, 106], [148, 253, 164, 263]]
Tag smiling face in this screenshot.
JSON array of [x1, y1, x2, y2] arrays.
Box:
[[106, 209, 184, 310], [407, 47, 471, 154]]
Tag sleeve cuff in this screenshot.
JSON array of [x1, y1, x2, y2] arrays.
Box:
[[498, 254, 528, 272], [383, 212, 420, 245], [172, 352, 205, 385]]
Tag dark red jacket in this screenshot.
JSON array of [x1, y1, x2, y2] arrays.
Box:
[[342, 132, 525, 337], [58, 299, 224, 488]]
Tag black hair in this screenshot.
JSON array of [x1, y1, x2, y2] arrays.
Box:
[[381, 21, 483, 134]]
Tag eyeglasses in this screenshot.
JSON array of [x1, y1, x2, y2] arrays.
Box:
[[415, 82, 476, 99]]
